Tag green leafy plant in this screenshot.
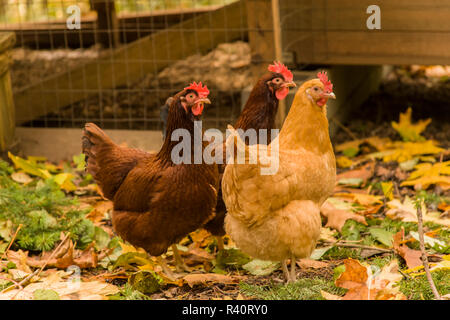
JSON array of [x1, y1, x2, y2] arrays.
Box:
[[0, 160, 95, 251]]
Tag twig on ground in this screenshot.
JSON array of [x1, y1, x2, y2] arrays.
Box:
[[0, 269, 39, 295], [416, 204, 442, 300], [5, 233, 72, 299], [0, 224, 22, 262], [330, 116, 358, 141], [35, 232, 71, 278], [323, 241, 393, 253]]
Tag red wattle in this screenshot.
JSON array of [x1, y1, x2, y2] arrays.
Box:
[[192, 103, 204, 116], [317, 98, 327, 106], [275, 87, 289, 100]]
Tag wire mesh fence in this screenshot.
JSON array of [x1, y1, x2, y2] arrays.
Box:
[[1, 0, 256, 131]]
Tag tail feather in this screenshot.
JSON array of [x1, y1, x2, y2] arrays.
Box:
[[82, 122, 150, 200]]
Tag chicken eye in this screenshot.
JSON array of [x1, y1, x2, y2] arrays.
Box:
[[313, 87, 319, 91], [273, 78, 282, 83], [187, 93, 196, 100]]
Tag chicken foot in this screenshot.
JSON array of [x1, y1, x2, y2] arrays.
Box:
[[281, 255, 298, 283], [156, 256, 177, 280], [216, 236, 224, 251], [172, 244, 192, 273]]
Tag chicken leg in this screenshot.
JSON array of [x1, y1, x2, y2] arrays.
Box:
[[171, 244, 192, 273], [281, 260, 292, 283], [156, 256, 176, 280], [216, 236, 224, 251], [290, 254, 297, 282]]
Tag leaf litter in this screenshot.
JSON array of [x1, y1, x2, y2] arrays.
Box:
[[0, 108, 449, 300]]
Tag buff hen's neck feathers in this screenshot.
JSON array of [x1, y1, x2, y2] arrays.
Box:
[[279, 79, 332, 154]]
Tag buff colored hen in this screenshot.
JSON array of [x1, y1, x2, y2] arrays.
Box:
[[222, 72, 336, 282]]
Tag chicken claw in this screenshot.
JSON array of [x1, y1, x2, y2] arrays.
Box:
[[172, 245, 192, 273]]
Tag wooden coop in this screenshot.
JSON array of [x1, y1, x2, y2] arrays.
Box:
[[0, 0, 449, 160]]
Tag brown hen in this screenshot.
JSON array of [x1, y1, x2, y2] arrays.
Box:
[[82, 83, 219, 275]]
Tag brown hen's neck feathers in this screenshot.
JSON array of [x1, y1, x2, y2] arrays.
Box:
[[279, 81, 332, 154], [234, 74, 279, 132], [157, 97, 199, 164]]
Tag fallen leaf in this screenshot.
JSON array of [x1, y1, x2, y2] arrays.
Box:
[[183, 273, 245, 288], [321, 201, 367, 232], [386, 196, 450, 226], [336, 156, 353, 168], [86, 201, 112, 224], [401, 161, 450, 190], [297, 259, 329, 269], [331, 259, 406, 300], [10, 172, 33, 184], [393, 229, 422, 269], [381, 182, 394, 200], [8, 152, 52, 179], [381, 141, 444, 163], [243, 259, 280, 276], [0, 280, 118, 300], [336, 162, 375, 186], [334, 193, 383, 206], [369, 228, 394, 247], [391, 107, 431, 142]]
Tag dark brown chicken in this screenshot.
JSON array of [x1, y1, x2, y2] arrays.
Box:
[[82, 82, 219, 274], [203, 62, 296, 247]]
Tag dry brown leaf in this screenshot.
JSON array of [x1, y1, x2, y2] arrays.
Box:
[[321, 201, 367, 232], [297, 259, 329, 269], [0, 280, 118, 300], [393, 229, 422, 269], [336, 162, 375, 186], [7, 250, 32, 273], [330, 259, 406, 300], [86, 201, 113, 224], [334, 193, 383, 206], [27, 240, 98, 269], [183, 273, 245, 288]]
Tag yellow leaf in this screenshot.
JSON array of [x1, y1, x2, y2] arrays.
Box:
[[336, 137, 391, 153], [401, 161, 450, 190], [391, 107, 431, 142], [386, 197, 450, 226], [8, 152, 52, 179], [334, 193, 383, 206], [118, 242, 146, 255], [381, 141, 444, 163], [381, 182, 394, 200], [336, 156, 353, 168], [53, 173, 77, 192]]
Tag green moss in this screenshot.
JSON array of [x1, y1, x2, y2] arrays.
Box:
[[399, 270, 450, 300], [321, 246, 361, 260], [240, 278, 346, 300], [367, 254, 396, 269], [109, 283, 151, 300]]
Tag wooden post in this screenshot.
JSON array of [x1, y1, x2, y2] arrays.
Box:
[[246, 0, 287, 127], [271, 0, 286, 127], [246, 0, 275, 79], [0, 32, 16, 157], [90, 0, 119, 48]]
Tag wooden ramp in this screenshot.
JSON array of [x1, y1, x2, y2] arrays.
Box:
[[14, 1, 247, 125]]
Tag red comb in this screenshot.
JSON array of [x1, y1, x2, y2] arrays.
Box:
[[317, 71, 333, 93], [184, 81, 210, 98], [268, 61, 293, 82]]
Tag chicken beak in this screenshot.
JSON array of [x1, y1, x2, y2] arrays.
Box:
[[195, 98, 211, 105], [283, 81, 297, 88], [323, 92, 336, 99]]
